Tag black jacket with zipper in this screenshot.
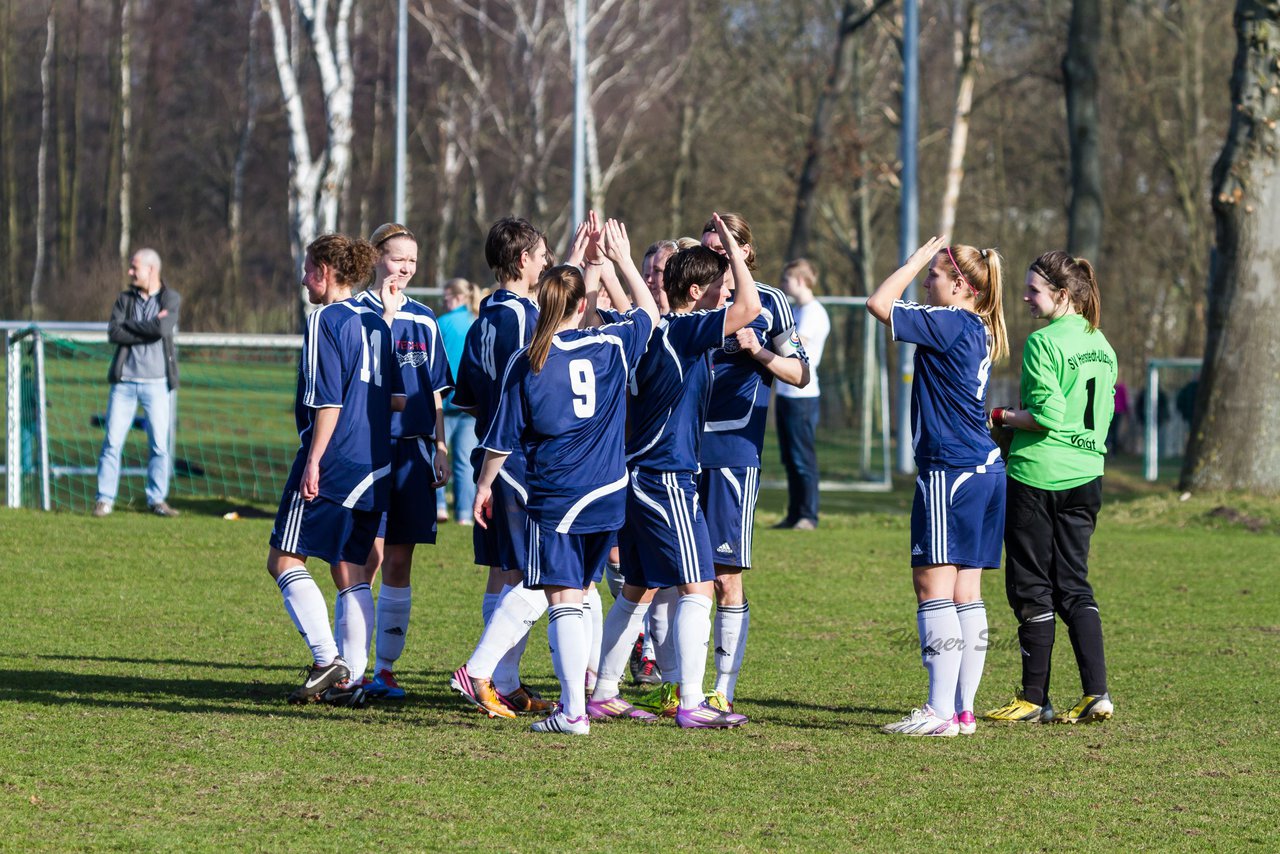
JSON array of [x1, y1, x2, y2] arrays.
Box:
[[106, 283, 181, 390]]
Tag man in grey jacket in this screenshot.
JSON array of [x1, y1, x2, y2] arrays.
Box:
[[94, 248, 181, 517]]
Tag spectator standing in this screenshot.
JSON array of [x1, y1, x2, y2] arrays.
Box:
[[774, 259, 830, 530], [94, 248, 181, 518], [437, 278, 484, 524]]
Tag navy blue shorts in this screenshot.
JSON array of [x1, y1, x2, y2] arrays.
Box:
[[377, 436, 439, 545], [696, 466, 760, 569], [910, 467, 1006, 569], [473, 469, 528, 572], [524, 521, 613, 590], [270, 490, 381, 566], [620, 470, 714, 589]]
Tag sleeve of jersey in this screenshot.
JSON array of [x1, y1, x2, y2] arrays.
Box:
[[480, 358, 527, 454], [765, 292, 808, 361], [890, 301, 963, 351], [1019, 336, 1068, 431], [619, 309, 655, 373], [683, 308, 729, 354], [303, 311, 344, 409], [429, 324, 455, 394], [450, 330, 481, 410]]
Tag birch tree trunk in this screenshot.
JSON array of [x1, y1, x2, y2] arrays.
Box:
[[1064, 0, 1102, 260], [2, 1, 20, 300], [31, 5, 55, 319], [264, 0, 358, 326], [229, 0, 261, 293], [1180, 0, 1280, 494], [118, 0, 132, 263], [937, 0, 981, 239]]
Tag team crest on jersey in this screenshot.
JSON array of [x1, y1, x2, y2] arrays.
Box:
[[397, 350, 429, 368], [722, 336, 740, 354]]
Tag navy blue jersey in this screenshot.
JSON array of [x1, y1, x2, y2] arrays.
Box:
[[483, 309, 654, 533], [891, 300, 1002, 470], [354, 291, 453, 439], [293, 298, 406, 510], [701, 284, 807, 468], [627, 308, 727, 472], [453, 288, 539, 474]]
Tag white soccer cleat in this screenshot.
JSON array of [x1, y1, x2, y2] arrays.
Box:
[[529, 705, 591, 735], [881, 705, 960, 737]]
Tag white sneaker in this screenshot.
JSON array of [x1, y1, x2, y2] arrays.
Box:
[[530, 705, 590, 735], [881, 704, 960, 737]]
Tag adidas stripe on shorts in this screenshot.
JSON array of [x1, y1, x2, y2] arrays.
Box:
[[619, 469, 715, 589], [270, 490, 381, 566], [909, 467, 1005, 569], [696, 465, 760, 569]]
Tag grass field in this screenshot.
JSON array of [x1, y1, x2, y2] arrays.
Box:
[[2, 479, 1278, 851]]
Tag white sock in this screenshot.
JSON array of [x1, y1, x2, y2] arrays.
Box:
[[649, 586, 679, 680], [373, 584, 412, 674], [713, 601, 749, 700], [954, 599, 988, 714], [604, 562, 623, 599], [918, 598, 962, 719], [584, 585, 604, 678], [548, 604, 588, 718], [594, 597, 650, 701], [482, 591, 500, 625], [336, 582, 374, 683], [676, 593, 713, 710], [471, 583, 546, 686], [641, 618, 656, 660], [276, 567, 338, 665]]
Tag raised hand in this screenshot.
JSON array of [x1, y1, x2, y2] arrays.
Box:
[[601, 218, 631, 263]]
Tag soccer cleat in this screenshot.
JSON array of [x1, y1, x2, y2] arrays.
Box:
[[705, 690, 733, 713], [92, 500, 113, 517], [287, 658, 351, 704], [957, 711, 977, 735], [320, 679, 367, 708], [629, 635, 662, 685], [633, 681, 680, 717], [530, 705, 591, 735], [364, 669, 405, 700], [676, 702, 748, 729], [586, 695, 659, 722], [1058, 692, 1113, 724], [498, 684, 553, 715], [881, 705, 960, 737], [983, 690, 1056, 723], [149, 501, 180, 517], [449, 664, 517, 719]]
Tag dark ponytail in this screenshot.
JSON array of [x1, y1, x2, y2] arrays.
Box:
[[1029, 250, 1102, 330], [528, 265, 586, 373]]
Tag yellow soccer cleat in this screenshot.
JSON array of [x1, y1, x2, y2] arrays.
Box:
[[633, 681, 680, 717], [983, 690, 1055, 723], [1058, 693, 1113, 724]]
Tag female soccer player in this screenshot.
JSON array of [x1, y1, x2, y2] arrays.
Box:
[[867, 236, 1008, 737], [351, 223, 452, 700], [437, 278, 484, 525], [984, 251, 1116, 725], [473, 218, 659, 735], [266, 234, 405, 706], [590, 214, 759, 729]]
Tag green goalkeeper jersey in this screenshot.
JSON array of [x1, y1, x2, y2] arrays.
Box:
[[1008, 313, 1117, 490]]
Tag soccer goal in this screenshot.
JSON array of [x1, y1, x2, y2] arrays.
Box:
[[1141, 357, 1202, 482]]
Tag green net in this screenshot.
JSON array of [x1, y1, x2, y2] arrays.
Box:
[[5, 331, 301, 512]]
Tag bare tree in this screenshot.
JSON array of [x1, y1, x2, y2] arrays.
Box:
[[263, 0, 358, 321], [228, 0, 262, 292], [785, 0, 891, 263], [1180, 0, 1280, 493], [31, 3, 55, 318], [1063, 0, 1102, 260], [937, 0, 981, 238], [2, 1, 20, 301], [118, 0, 132, 263]]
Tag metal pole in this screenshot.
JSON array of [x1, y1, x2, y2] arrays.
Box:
[[393, 0, 408, 223], [896, 0, 919, 475], [1144, 361, 1158, 481], [34, 330, 51, 510], [571, 0, 587, 226], [5, 331, 20, 508]]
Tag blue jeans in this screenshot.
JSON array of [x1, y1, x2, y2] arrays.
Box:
[[96, 379, 172, 506], [776, 395, 820, 524], [436, 412, 478, 522]]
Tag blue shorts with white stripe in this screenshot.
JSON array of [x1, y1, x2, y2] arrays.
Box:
[[619, 469, 715, 589], [269, 490, 380, 566], [696, 466, 760, 569], [909, 467, 1005, 569]]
